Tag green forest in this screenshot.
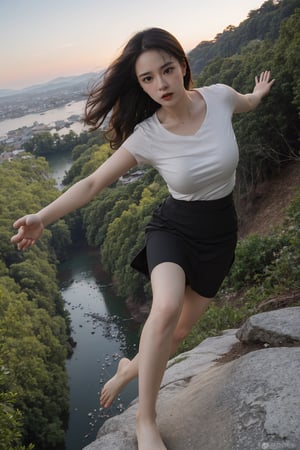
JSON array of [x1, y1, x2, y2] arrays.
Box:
[[1, 0, 300, 448], [0, 157, 71, 450]]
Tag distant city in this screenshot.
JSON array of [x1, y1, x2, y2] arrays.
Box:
[[0, 72, 102, 156]]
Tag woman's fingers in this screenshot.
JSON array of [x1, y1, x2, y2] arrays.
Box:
[[260, 71, 270, 81], [11, 215, 43, 249], [13, 216, 27, 229], [11, 226, 25, 243]]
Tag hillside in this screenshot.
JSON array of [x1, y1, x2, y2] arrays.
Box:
[[188, 0, 300, 76], [239, 160, 300, 238]]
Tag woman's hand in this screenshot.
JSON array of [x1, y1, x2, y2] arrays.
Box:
[[253, 71, 275, 98], [234, 70, 275, 113], [11, 214, 44, 251]]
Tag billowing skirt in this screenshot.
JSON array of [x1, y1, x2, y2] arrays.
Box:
[[131, 193, 238, 298]]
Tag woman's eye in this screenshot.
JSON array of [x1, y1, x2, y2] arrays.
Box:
[[165, 67, 174, 74], [142, 76, 152, 83]]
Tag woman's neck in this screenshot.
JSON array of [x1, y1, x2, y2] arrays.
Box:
[[156, 89, 206, 135], [158, 90, 194, 122]]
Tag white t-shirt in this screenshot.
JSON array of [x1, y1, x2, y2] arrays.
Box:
[[123, 84, 239, 201]]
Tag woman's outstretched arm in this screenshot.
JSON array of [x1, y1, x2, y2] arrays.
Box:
[[11, 147, 137, 250]]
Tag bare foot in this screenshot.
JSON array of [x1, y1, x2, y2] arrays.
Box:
[[100, 357, 131, 408], [136, 417, 167, 450]]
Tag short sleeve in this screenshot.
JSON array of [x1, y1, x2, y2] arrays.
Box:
[[122, 124, 152, 165], [215, 84, 239, 112]]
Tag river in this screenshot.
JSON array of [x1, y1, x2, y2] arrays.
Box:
[[48, 153, 139, 450]]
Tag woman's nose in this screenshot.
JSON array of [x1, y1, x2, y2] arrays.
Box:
[[157, 75, 167, 90]]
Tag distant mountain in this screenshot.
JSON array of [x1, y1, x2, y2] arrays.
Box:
[[0, 89, 17, 98], [23, 72, 102, 93], [0, 72, 102, 99]]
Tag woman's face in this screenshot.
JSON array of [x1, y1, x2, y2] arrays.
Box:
[[135, 49, 186, 105]]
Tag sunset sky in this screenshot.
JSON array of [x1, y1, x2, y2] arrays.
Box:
[[1, 0, 266, 90]]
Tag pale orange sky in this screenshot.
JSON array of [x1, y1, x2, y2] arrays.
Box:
[[0, 0, 266, 90]]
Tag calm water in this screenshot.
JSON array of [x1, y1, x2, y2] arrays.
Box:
[[0, 100, 86, 137], [59, 247, 139, 450], [46, 152, 73, 189], [47, 152, 139, 450]]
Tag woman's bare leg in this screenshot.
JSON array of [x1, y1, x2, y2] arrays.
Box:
[[136, 262, 186, 450], [100, 286, 211, 408]]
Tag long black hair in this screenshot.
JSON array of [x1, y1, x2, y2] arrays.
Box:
[[84, 28, 193, 149]]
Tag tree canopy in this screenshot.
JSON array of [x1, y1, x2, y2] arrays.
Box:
[[188, 0, 300, 75], [0, 157, 71, 449]]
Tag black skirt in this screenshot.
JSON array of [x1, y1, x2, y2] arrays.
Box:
[[131, 193, 238, 298]]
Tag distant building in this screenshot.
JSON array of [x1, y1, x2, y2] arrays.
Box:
[[0, 151, 14, 162], [12, 148, 25, 156], [119, 170, 144, 184], [32, 123, 50, 134], [54, 120, 66, 130]]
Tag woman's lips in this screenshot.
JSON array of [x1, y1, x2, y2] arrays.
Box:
[[162, 93, 173, 100]]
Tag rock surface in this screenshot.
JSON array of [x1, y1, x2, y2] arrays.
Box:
[[83, 307, 300, 450], [236, 306, 300, 345]]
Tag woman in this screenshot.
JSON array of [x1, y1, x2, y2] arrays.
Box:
[[11, 28, 274, 450]]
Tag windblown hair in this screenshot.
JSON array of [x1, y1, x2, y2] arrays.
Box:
[[84, 28, 193, 149]]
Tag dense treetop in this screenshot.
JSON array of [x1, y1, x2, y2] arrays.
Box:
[[188, 0, 300, 75], [0, 157, 71, 450]]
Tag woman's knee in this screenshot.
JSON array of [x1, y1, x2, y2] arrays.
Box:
[[149, 295, 183, 332]]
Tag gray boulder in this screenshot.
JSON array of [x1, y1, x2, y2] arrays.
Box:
[[236, 306, 300, 345]]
